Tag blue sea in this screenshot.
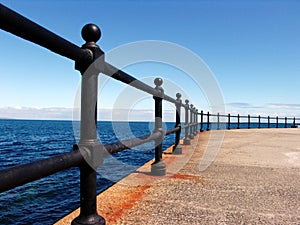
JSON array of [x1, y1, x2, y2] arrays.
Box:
[[0, 120, 179, 225], [0, 119, 295, 224]]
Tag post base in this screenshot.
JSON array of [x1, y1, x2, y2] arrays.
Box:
[[151, 161, 166, 176], [173, 145, 182, 154], [291, 125, 298, 128], [189, 135, 194, 139], [71, 214, 106, 225], [200, 129, 204, 132], [183, 138, 191, 145]]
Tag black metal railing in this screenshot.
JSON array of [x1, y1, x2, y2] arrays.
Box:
[[0, 4, 199, 225], [0, 4, 299, 224], [198, 110, 299, 131]]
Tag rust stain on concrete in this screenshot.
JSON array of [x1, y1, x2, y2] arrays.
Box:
[[98, 185, 151, 224], [170, 173, 205, 183]]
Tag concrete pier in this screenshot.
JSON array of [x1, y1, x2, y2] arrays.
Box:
[[55, 129, 300, 224]]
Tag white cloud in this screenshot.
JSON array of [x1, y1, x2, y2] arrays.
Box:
[[2, 103, 299, 122], [0, 107, 178, 122], [226, 102, 262, 109], [225, 102, 300, 119], [0, 107, 73, 120], [266, 103, 300, 110]]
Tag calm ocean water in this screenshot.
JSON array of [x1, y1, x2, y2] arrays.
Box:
[[0, 119, 294, 224], [0, 120, 177, 225]]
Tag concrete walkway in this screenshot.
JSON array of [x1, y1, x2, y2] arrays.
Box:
[[56, 129, 300, 225]]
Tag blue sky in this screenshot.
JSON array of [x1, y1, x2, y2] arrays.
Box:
[[0, 0, 299, 120]]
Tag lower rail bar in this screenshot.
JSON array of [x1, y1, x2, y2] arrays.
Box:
[[166, 126, 181, 136], [0, 127, 178, 194], [0, 149, 85, 193], [105, 132, 162, 155]]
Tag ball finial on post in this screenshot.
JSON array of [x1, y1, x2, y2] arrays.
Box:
[[176, 93, 182, 100], [185, 99, 189, 104], [154, 78, 163, 87], [76, 23, 104, 74], [81, 24, 101, 43], [154, 78, 164, 98]]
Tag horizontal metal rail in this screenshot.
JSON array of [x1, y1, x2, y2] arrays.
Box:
[[198, 110, 299, 131], [0, 4, 202, 224], [203, 113, 298, 121], [104, 131, 162, 155], [104, 63, 182, 106], [0, 124, 187, 193], [0, 3, 185, 109], [165, 126, 181, 135], [104, 125, 183, 155], [0, 4, 180, 106], [181, 124, 190, 129], [0, 149, 85, 193], [0, 4, 91, 62]]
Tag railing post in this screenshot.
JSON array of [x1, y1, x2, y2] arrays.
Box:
[[189, 104, 194, 139], [173, 93, 182, 154], [207, 111, 210, 131], [200, 110, 204, 132], [193, 107, 197, 135], [237, 114, 240, 129], [217, 113, 220, 130], [193, 108, 196, 134], [292, 117, 297, 128], [195, 109, 199, 134], [268, 116, 270, 128], [72, 24, 105, 225], [248, 114, 251, 129], [183, 100, 191, 145], [284, 117, 287, 128], [276, 116, 279, 128], [258, 115, 261, 129], [227, 113, 231, 130], [151, 78, 166, 176]]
